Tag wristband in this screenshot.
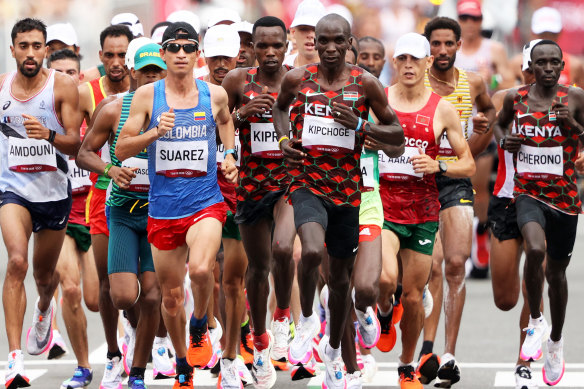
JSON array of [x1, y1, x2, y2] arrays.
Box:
[[355, 117, 363, 132], [278, 135, 290, 150], [47, 130, 56, 143], [103, 163, 113, 177], [224, 148, 238, 161]]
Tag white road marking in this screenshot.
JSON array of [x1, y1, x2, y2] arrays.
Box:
[[308, 370, 398, 387], [494, 371, 584, 387], [0, 369, 47, 385], [88, 341, 108, 364], [122, 369, 217, 386]]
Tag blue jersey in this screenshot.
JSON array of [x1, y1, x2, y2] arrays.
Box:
[[146, 79, 223, 219]]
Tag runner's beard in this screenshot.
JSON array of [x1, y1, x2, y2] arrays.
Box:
[[433, 55, 456, 72], [20, 60, 41, 78]]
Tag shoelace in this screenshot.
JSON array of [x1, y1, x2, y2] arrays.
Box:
[[523, 327, 536, 336], [190, 328, 205, 348], [176, 372, 192, 387], [399, 367, 416, 382], [378, 313, 391, 333], [73, 368, 84, 378], [332, 359, 344, 380]]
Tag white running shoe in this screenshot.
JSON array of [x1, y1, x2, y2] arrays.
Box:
[[318, 335, 345, 389], [320, 285, 331, 336], [520, 315, 550, 362], [543, 338, 565, 386], [361, 353, 377, 383], [355, 306, 380, 349], [514, 365, 538, 389], [423, 284, 433, 319], [251, 330, 276, 389], [346, 371, 363, 389], [122, 327, 135, 376], [288, 313, 320, 365], [234, 356, 253, 386], [218, 358, 243, 389], [26, 297, 54, 355], [270, 317, 291, 362], [48, 329, 69, 360], [207, 320, 223, 369], [152, 336, 175, 379], [100, 356, 123, 389], [5, 350, 30, 389]]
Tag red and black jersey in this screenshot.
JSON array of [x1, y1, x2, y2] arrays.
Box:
[[513, 84, 581, 214], [237, 66, 292, 202], [288, 64, 368, 207]]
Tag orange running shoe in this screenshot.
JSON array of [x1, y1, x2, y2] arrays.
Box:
[[240, 325, 254, 368], [398, 365, 423, 389], [392, 299, 404, 325], [376, 308, 397, 353], [173, 369, 194, 389], [186, 326, 213, 368]]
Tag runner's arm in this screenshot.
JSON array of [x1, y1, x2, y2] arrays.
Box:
[[467, 72, 496, 156], [222, 68, 245, 125], [211, 84, 236, 151], [437, 99, 475, 178], [494, 89, 523, 153], [53, 72, 81, 155]]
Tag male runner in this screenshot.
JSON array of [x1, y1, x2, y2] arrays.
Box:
[[283, 0, 326, 67], [47, 48, 99, 389], [46, 23, 80, 58], [377, 32, 475, 389], [234, 21, 256, 68], [273, 14, 404, 388], [1, 18, 80, 389], [223, 16, 296, 388], [416, 16, 495, 386], [115, 21, 238, 389], [495, 40, 584, 387], [357, 37, 385, 79]]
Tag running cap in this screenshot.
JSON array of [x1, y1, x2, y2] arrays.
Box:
[[167, 10, 201, 34], [326, 4, 353, 27], [457, 0, 482, 17], [233, 21, 253, 36], [207, 8, 242, 28], [393, 33, 431, 59], [531, 7, 562, 35], [126, 37, 153, 69], [290, 0, 326, 28], [204, 25, 240, 58], [111, 13, 144, 38], [135, 43, 167, 71], [161, 22, 199, 47], [151, 24, 169, 45], [47, 23, 78, 46], [522, 39, 542, 71]]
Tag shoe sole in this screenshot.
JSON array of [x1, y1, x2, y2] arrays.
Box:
[[542, 361, 565, 386], [5, 374, 31, 389], [434, 370, 460, 388], [48, 344, 68, 360], [290, 363, 317, 381], [153, 370, 175, 380], [417, 354, 440, 384], [288, 325, 320, 365], [520, 349, 543, 362], [272, 358, 289, 371]]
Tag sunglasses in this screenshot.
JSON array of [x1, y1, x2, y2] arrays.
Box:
[[459, 15, 482, 22], [164, 43, 198, 53]]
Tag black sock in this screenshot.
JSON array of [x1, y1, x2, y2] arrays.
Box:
[[477, 222, 488, 235], [129, 367, 145, 378], [394, 284, 403, 303], [420, 340, 434, 356], [106, 350, 122, 360]]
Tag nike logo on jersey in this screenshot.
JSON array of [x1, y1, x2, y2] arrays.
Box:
[[306, 92, 326, 97], [516, 113, 531, 119], [418, 239, 432, 246]]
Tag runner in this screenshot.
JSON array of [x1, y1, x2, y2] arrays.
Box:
[[223, 16, 296, 388], [495, 39, 584, 387], [234, 21, 256, 68], [115, 21, 238, 389], [357, 37, 385, 79], [283, 0, 326, 67], [417, 16, 496, 386], [45, 23, 80, 58], [1, 18, 81, 389], [273, 14, 404, 388]]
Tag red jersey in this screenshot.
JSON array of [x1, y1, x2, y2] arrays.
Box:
[[289, 64, 368, 207], [513, 84, 581, 214], [380, 90, 441, 224], [216, 127, 241, 213]]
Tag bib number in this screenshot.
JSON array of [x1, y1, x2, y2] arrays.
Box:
[[516, 145, 563, 180], [379, 146, 423, 181], [156, 140, 208, 177], [360, 156, 375, 191], [251, 123, 282, 158], [122, 157, 150, 192], [67, 159, 91, 194], [8, 137, 57, 173], [302, 115, 355, 153]]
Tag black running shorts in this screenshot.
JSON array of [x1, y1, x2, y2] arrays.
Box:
[[234, 190, 285, 226], [436, 176, 474, 210], [488, 196, 521, 241], [0, 189, 72, 232]]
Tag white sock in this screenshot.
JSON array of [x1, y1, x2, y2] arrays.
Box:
[[529, 313, 544, 326], [325, 343, 341, 360], [398, 359, 413, 367], [441, 353, 455, 365], [355, 308, 368, 326]]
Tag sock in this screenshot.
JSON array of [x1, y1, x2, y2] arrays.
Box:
[[529, 313, 543, 325], [176, 357, 190, 372], [190, 314, 207, 329], [378, 306, 392, 317], [253, 331, 269, 351], [477, 222, 488, 235], [299, 312, 313, 324], [324, 343, 341, 360], [394, 284, 403, 303], [398, 359, 413, 367], [274, 307, 290, 321], [420, 340, 434, 356], [107, 350, 122, 360], [441, 353, 455, 365], [129, 367, 145, 378]]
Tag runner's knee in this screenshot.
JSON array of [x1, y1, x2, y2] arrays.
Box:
[[444, 256, 466, 283], [189, 262, 213, 283], [300, 244, 324, 269], [61, 282, 82, 308], [272, 239, 293, 263], [161, 288, 183, 317], [6, 254, 28, 280]]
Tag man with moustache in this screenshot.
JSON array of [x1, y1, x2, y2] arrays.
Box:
[[357, 36, 386, 79]]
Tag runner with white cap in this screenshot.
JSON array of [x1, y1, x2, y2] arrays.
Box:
[[151, 21, 171, 45], [111, 13, 144, 38], [207, 8, 242, 28], [233, 21, 256, 68], [46, 23, 79, 58], [284, 0, 326, 67]]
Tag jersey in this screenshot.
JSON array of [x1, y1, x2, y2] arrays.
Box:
[[0, 70, 69, 202], [289, 64, 368, 207], [379, 90, 441, 224], [493, 116, 516, 198], [216, 127, 240, 213], [106, 92, 149, 207], [86, 76, 112, 190], [513, 84, 581, 215], [424, 68, 473, 161], [455, 38, 494, 79], [146, 79, 223, 219], [237, 66, 292, 202]]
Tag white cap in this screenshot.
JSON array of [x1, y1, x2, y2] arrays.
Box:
[[326, 4, 353, 27], [234, 21, 253, 36], [111, 12, 144, 38], [290, 0, 326, 28], [125, 37, 153, 69], [522, 39, 543, 71], [393, 33, 430, 59], [204, 24, 240, 58], [531, 7, 562, 35], [167, 10, 201, 34], [207, 8, 241, 28], [46, 23, 78, 46], [151, 25, 168, 44]]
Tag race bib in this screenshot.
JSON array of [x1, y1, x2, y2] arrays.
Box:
[[437, 120, 466, 161], [67, 159, 91, 194], [216, 131, 241, 167], [302, 115, 355, 153], [8, 137, 57, 172], [251, 123, 282, 158], [101, 141, 111, 163], [122, 157, 149, 192], [360, 156, 375, 192], [379, 146, 423, 181], [156, 140, 208, 177], [516, 144, 563, 180]]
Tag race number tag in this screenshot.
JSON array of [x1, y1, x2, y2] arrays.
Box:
[[156, 140, 208, 177], [251, 123, 282, 158], [302, 115, 355, 153], [122, 157, 149, 192], [516, 145, 563, 180], [360, 156, 375, 191], [216, 130, 241, 167], [8, 137, 57, 172], [67, 159, 91, 194], [379, 147, 423, 181]]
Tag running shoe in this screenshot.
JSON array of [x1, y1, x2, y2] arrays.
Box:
[[122, 328, 135, 376], [26, 297, 54, 355], [356, 306, 381, 349], [187, 325, 213, 368], [376, 308, 396, 353], [120, 314, 134, 356], [398, 365, 422, 389], [270, 317, 291, 369], [320, 286, 331, 335], [435, 354, 460, 388], [234, 356, 253, 386], [60, 367, 92, 389], [346, 371, 363, 389], [251, 330, 276, 389], [48, 329, 69, 360], [319, 335, 346, 389], [514, 365, 537, 389], [392, 298, 404, 325], [128, 375, 146, 389], [355, 344, 364, 370], [152, 337, 175, 379], [218, 358, 243, 389], [240, 323, 254, 368], [361, 354, 377, 383], [100, 356, 123, 389], [288, 313, 320, 365], [521, 315, 550, 362], [543, 338, 565, 386], [206, 321, 223, 370], [290, 357, 317, 381], [4, 350, 30, 389], [172, 368, 194, 389], [423, 285, 433, 319], [417, 353, 440, 384]]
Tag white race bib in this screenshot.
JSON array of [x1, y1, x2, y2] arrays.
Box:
[[67, 159, 91, 194], [156, 140, 208, 177], [122, 157, 150, 192], [8, 137, 57, 173], [516, 144, 563, 180], [302, 115, 355, 153], [101, 141, 111, 163], [360, 156, 375, 191], [379, 146, 423, 181], [251, 123, 282, 158], [216, 130, 241, 167]]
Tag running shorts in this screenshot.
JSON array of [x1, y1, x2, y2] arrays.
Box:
[[0, 189, 72, 232], [222, 210, 241, 241], [235, 190, 285, 226], [66, 223, 91, 252], [359, 188, 383, 229], [359, 224, 381, 243], [436, 176, 474, 210], [382, 220, 439, 256], [86, 186, 109, 236], [488, 196, 520, 241]]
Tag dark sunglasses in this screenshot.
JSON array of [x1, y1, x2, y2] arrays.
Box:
[[459, 15, 482, 22], [164, 43, 198, 53]]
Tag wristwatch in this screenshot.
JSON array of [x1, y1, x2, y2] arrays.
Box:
[[224, 148, 238, 162], [363, 121, 371, 133], [438, 160, 448, 176]]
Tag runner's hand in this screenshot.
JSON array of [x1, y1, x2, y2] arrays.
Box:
[[472, 112, 490, 134], [157, 107, 174, 137], [502, 133, 523, 153], [221, 155, 238, 184], [109, 166, 136, 189], [238, 86, 275, 118], [331, 102, 359, 130], [22, 114, 50, 140], [576, 151, 584, 175], [281, 138, 305, 168], [411, 147, 439, 175], [552, 102, 578, 129]]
